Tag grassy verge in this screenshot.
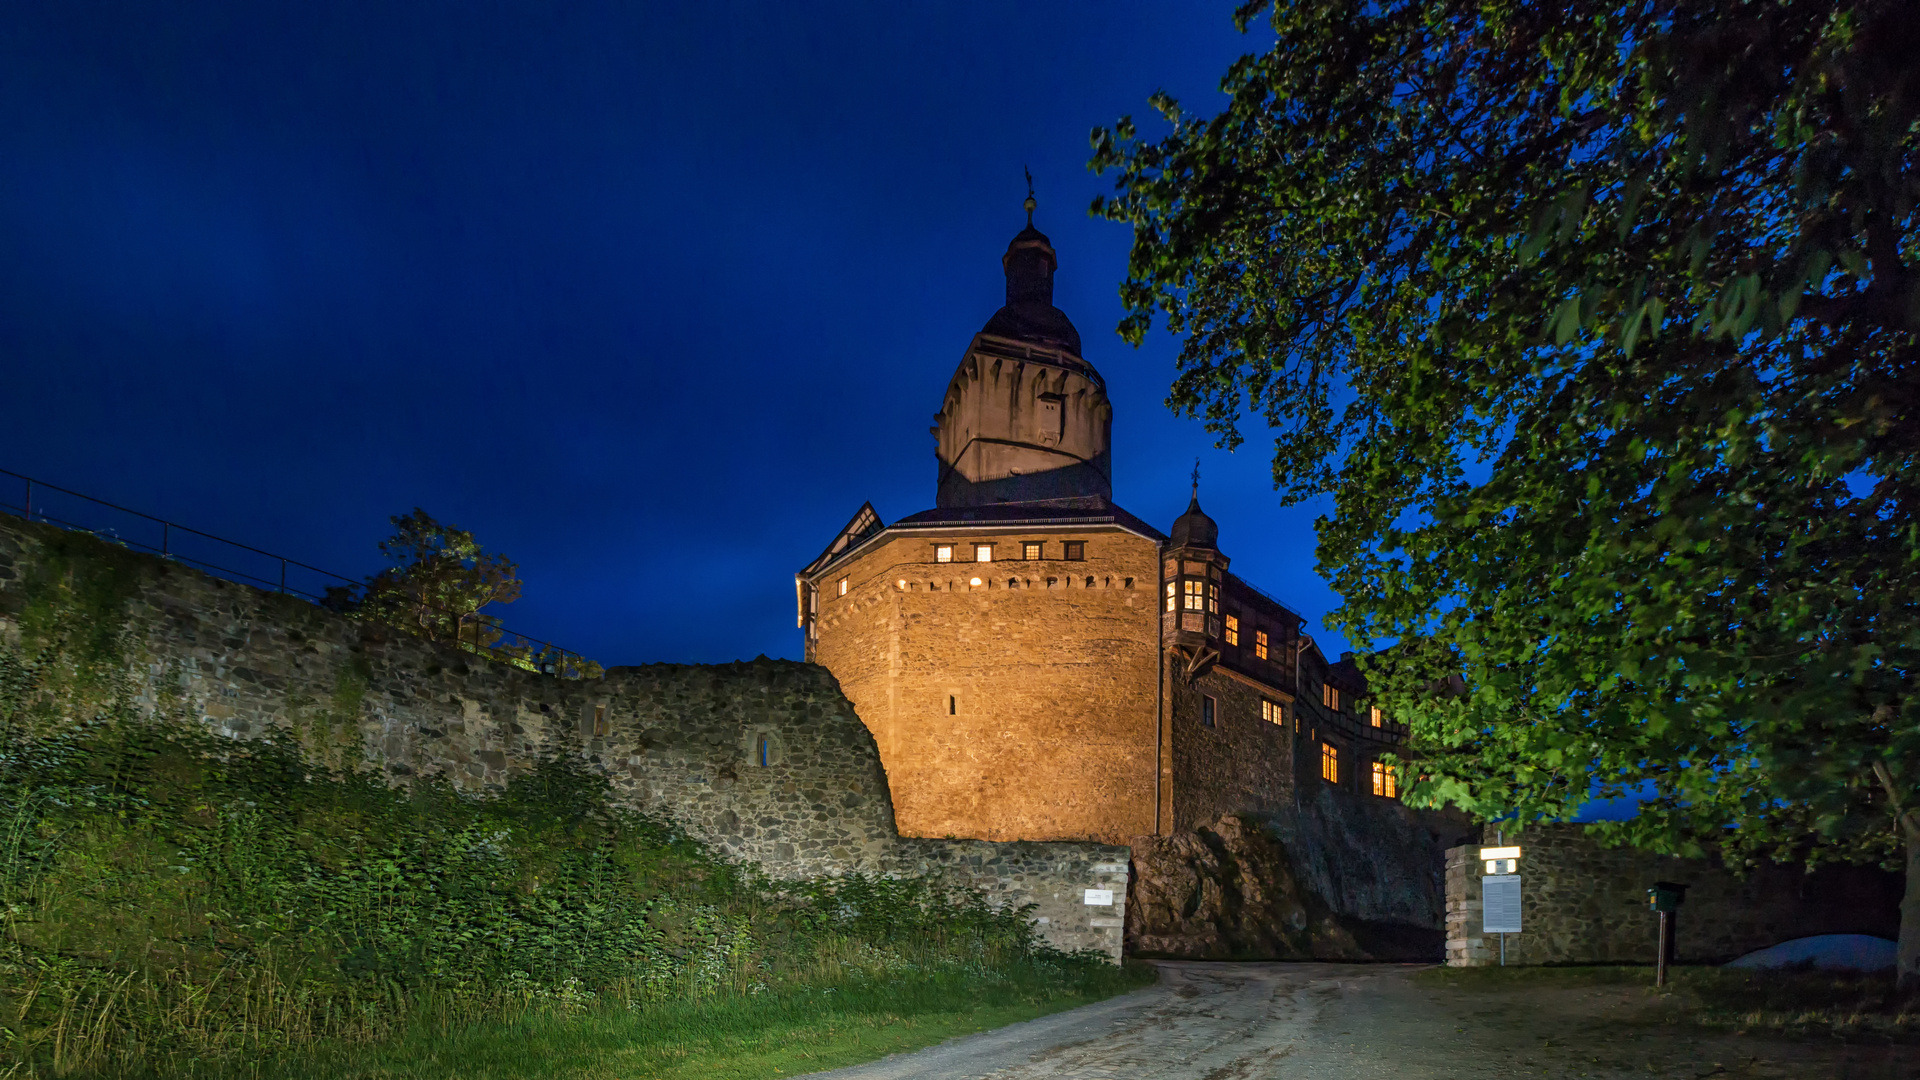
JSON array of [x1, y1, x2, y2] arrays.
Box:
[[1414, 963, 1920, 1037], [162, 960, 1157, 1080]]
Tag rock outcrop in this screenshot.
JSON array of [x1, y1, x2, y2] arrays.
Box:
[[1128, 815, 1441, 960]]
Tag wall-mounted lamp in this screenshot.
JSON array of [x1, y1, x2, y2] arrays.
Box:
[[1481, 845, 1520, 875]]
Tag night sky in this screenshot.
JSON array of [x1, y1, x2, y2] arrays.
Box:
[[0, 2, 1353, 668]]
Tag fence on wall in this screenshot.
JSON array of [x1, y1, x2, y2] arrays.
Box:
[[0, 468, 600, 678]]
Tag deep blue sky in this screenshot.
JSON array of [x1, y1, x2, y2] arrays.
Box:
[[0, 2, 1353, 667]]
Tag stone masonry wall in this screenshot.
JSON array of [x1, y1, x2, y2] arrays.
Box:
[[810, 528, 1161, 845], [0, 514, 1128, 959], [1444, 825, 1900, 966]]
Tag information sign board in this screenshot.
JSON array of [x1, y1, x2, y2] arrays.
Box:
[[1482, 875, 1522, 933]]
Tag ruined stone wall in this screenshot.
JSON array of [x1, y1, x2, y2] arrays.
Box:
[[809, 528, 1160, 845], [0, 514, 1127, 959], [1444, 825, 1900, 966]]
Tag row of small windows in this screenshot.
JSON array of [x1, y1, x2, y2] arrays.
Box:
[[1316, 743, 1399, 797], [1193, 695, 1396, 799], [934, 541, 1085, 564], [1218, 614, 1276, 661]]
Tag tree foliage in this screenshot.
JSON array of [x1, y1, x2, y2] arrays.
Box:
[[1091, 0, 1917, 883], [325, 510, 601, 679]]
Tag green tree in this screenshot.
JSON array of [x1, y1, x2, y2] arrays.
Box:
[[1092, 0, 1918, 975], [329, 509, 523, 650]]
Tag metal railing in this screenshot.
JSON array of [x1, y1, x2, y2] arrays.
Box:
[[0, 467, 599, 678]]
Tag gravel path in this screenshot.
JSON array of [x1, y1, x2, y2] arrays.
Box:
[[802, 961, 1889, 1079]]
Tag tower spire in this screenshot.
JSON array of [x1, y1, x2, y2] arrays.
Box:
[[1191, 457, 1201, 500], [1023, 165, 1036, 226]]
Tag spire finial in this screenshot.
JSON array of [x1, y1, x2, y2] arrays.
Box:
[[1190, 457, 1201, 499], [1023, 165, 1036, 226]]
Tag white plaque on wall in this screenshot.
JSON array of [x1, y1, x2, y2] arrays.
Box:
[[1482, 875, 1522, 934], [1083, 889, 1114, 906]]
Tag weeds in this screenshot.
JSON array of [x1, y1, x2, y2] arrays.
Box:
[[0, 718, 1109, 1077]]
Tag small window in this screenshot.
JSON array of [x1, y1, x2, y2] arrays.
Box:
[[1261, 699, 1283, 726], [1254, 630, 1269, 660], [757, 734, 771, 767], [969, 576, 983, 587], [1165, 581, 1176, 612], [936, 544, 954, 563], [1372, 760, 1397, 797], [1370, 705, 1384, 728], [837, 578, 849, 596], [1023, 541, 1043, 560], [1207, 583, 1219, 614], [948, 695, 956, 715], [975, 543, 993, 563], [1225, 615, 1239, 646], [1063, 541, 1085, 561], [809, 588, 818, 614], [1323, 684, 1341, 711], [1321, 742, 1339, 783], [593, 703, 609, 736], [1183, 580, 1205, 611], [1202, 694, 1216, 728]]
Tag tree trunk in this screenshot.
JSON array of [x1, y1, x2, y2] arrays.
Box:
[[1902, 810, 1920, 993]]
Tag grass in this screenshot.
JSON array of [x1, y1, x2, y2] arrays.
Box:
[[1414, 963, 1920, 1037], [146, 960, 1158, 1080]]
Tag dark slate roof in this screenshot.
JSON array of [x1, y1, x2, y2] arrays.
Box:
[[891, 498, 1168, 542], [1168, 494, 1219, 549]]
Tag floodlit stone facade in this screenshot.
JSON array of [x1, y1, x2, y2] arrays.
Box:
[[800, 209, 1463, 951]]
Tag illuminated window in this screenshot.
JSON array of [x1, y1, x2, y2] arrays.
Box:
[[1261, 699, 1285, 726], [1372, 760, 1398, 797], [896, 579, 906, 590], [975, 544, 993, 562], [1165, 581, 1176, 611], [1023, 542, 1042, 560], [1370, 705, 1384, 728], [1321, 742, 1339, 783], [1183, 580, 1205, 611], [969, 576, 983, 587], [837, 578, 848, 596], [1225, 615, 1240, 646], [1201, 694, 1216, 728], [1323, 684, 1341, 711], [936, 544, 954, 563], [1064, 541, 1085, 560], [1207, 584, 1219, 614], [1254, 631, 1269, 659], [593, 703, 608, 737]]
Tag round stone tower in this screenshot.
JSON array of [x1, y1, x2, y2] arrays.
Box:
[[931, 204, 1113, 508]]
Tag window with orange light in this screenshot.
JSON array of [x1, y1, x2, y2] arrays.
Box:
[[1320, 742, 1338, 783], [1372, 760, 1398, 797]]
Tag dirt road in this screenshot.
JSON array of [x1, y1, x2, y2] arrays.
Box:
[[806, 962, 1906, 1079]]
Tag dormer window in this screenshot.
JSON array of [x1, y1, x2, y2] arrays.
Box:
[[936, 544, 954, 563]]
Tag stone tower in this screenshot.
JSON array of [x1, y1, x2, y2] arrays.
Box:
[[932, 213, 1113, 508]]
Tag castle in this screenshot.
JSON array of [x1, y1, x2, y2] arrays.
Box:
[[796, 203, 1415, 853]]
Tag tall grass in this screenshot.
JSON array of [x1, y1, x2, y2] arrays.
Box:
[[0, 719, 1103, 1078]]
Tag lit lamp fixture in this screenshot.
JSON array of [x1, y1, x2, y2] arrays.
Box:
[[1481, 845, 1520, 875]]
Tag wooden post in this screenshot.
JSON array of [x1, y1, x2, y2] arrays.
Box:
[[1656, 911, 1670, 987]]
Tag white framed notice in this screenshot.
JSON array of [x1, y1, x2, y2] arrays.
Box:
[[1083, 889, 1114, 906], [1482, 875, 1522, 933]]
